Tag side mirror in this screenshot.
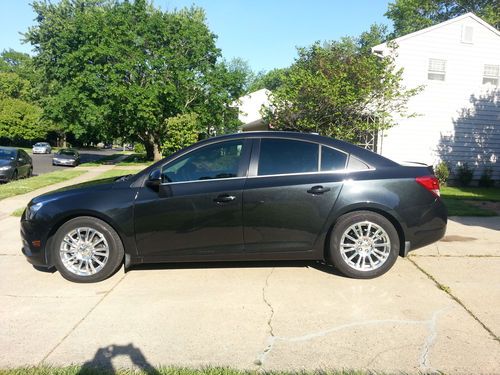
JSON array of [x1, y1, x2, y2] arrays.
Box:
[[145, 169, 161, 190]]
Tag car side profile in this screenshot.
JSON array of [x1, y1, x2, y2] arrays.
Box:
[[52, 149, 80, 167], [32, 142, 52, 154], [21, 132, 447, 282], [0, 147, 33, 182]]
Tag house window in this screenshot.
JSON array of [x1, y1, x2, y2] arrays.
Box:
[[428, 59, 446, 81], [461, 25, 474, 43], [483, 64, 499, 86]]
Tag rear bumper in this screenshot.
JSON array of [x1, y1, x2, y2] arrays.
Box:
[[403, 198, 447, 255]]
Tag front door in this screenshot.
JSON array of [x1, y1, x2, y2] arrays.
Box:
[[134, 139, 251, 260]]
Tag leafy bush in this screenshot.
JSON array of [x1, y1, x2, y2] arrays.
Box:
[[456, 163, 474, 187], [162, 113, 200, 156], [434, 161, 449, 186], [134, 143, 145, 154], [478, 167, 494, 188]]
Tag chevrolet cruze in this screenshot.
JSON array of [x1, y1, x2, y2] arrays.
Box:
[[21, 132, 447, 282]]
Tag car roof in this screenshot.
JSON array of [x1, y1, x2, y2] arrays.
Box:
[[203, 131, 398, 167]]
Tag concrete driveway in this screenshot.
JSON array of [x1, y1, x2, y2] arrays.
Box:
[[0, 178, 499, 373]]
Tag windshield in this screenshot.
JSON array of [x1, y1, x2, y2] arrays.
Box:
[[0, 149, 16, 160], [34, 143, 46, 147], [58, 150, 76, 156]]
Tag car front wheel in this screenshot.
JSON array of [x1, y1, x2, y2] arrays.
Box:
[[52, 216, 124, 283], [328, 211, 399, 279]]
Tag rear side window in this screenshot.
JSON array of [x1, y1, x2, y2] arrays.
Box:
[[320, 146, 347, 171], [258, 139, 318, 176]]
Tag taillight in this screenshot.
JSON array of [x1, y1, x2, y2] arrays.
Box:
[[416, 176, 440, 197]]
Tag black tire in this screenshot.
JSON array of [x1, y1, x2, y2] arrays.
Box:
[[12, 170, 18, 181], [27, 167, 33, 178], [328, 211, 399, 279], [52, 216, 124, 283]]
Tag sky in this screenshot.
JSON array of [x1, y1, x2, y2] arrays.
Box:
[[0, 0, 392, 72]]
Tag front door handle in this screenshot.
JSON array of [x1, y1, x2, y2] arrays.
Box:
[[214, 194, 236, 203], [307, 185, 331, 195]]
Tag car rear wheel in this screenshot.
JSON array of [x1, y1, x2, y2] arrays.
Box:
[[52, 216, 124, 283], [328, 211, 399, 279], [12, 170, 18, 181]]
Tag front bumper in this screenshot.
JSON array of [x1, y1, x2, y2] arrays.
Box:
[[53, 159, 76, 166], [0, 169, 14, 182], [20, 217, 51, 267]]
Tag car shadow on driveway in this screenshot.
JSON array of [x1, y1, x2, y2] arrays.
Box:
[[126, 260, 345, 277], [77, 343, 159, 374]]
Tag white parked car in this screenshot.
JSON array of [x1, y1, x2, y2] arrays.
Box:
[[32, 142, 52, 154]]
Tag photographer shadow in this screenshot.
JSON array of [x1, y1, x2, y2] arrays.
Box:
[[77, 343, 159, 374]]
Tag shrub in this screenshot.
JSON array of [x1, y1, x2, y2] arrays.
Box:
[[162, 113, 200, 156], [434, 161, 449, 186], [456, 163, 474, 187], [134, 143, 145, 154], [478, 167, 494, 188]]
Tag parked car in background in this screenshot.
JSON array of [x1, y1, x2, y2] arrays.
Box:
[[21, 132, 447, 283], [0, 147, 33, 182], [52, 149, 80, 167], [32, 142, 52, 154]]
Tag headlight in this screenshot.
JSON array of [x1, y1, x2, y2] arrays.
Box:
[[26, 202, 43, 220], [0, 166, 13, 171]]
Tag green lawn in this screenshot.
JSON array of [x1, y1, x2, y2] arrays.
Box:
[[440, 186, 499, 216], [0, 170, 86, 200], [81, 153, 124, 166], [0, 366, 367, 375], [441, 186, 500, 201], [95, 168, 143, 180], [117, 153, 153, 166]]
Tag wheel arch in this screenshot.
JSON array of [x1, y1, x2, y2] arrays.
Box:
[[323, 204, 407, 260], [45, 211, 130, 266]]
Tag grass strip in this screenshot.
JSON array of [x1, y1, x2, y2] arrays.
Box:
[[117, 153, 153, 166], [0, 366, 369, 375], [0, 170, 86, 201], [441, 186, 500, 202], [81, 153, 123, 166], [442, 198, 496, 216]]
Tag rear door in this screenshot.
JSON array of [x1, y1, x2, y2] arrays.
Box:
[[242, 138, 346, 254]]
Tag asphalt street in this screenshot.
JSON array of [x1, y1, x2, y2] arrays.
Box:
[[31, 149, 116, 175]]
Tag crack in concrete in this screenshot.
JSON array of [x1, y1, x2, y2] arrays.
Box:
[[254, 305, 451, 370], [254, 268, 276, 367], [409, 258, 500, 344], [39, 272, 127, 364]]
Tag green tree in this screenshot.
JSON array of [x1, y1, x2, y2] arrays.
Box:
[[162, 113, 200, 155], [248, 68, 288, 92], [264, 34, 420, 142], [386, 0, 499, 37], [25, 0, 248, 160]]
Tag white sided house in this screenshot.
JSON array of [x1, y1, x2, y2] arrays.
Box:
[[372, 13, 500, 181], [237, 89, 271, 131]]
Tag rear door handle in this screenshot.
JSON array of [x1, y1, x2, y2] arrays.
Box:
[[214, 194, 236, 203], [307, 185, 331, 195]]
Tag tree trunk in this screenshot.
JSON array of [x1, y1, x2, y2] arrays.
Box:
[[143, 136, 163, 161]]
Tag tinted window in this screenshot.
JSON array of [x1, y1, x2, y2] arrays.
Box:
[[0, 149, 16, 160], [320, 146, 347, 171], [258, 139, 318, 176], [162, 140, 245, 183], [59, 150, 76, 156]]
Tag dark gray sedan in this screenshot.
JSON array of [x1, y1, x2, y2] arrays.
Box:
[[52, 149, 80, 167], [0, 147, 33, 182], [21, 132, 447, 283]]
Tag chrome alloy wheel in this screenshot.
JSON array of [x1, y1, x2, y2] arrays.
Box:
[[339, 221, 391, 272], [59, 227, 109, 276]]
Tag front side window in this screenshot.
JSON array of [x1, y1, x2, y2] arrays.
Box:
[[483, 64, 499, 86], [162, 140, 245, 183], [258, 139, 319, 176], [428, 58, 446, 81]]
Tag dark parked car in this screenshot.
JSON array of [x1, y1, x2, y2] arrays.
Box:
[[0, 147, 33, 182], [21, 132, 447, 282], [52, 149, 80, 167]]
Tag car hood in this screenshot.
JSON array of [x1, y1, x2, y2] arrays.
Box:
[[31, 176, 121, 204], [0, 159, 14, 167]]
